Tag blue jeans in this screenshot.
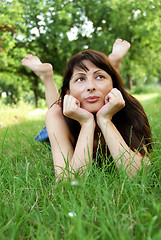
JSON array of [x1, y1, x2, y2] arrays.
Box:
[[35, 126, 50, 145]]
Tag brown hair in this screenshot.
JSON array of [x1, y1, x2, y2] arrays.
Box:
[[60, 50, 152, 156]]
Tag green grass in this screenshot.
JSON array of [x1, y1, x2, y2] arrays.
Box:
[[0, 93, 161, 240]]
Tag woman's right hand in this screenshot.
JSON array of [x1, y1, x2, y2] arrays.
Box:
[[63, 95, 94, 126]]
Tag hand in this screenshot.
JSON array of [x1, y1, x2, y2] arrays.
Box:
[[96, 88, 125, 124], [63, 95, 94, 126]]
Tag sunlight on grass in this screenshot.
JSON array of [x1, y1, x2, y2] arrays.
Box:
[[133, 92, 159, 102], [0, 101, 47, 128]]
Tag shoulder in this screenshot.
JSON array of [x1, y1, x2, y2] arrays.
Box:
[[45, 104, 71, 139], [45, 104, 71, 132], [45, 104, 66, 129], [46, 104, 62, 120]]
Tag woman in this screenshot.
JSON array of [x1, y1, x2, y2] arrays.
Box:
[[45, 49, 152, 180]]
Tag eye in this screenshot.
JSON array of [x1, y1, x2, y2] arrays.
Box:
[[96, 75, 105, 80], [76, 77, 85, 82]]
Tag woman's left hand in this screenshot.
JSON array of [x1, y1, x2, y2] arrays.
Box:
[[96, 88, 125, 125]]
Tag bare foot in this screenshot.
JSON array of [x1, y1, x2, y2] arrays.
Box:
[[109, 39, 131, 70], [111, 39, 131, 59], [22, 54, 53, 84]]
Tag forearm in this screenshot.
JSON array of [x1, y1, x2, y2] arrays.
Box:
[[98, 119, 143, 173], [49, 118, 95, 179], [108, 53, 121, 72], [44, 81, 59, 108], [69, 119, 95, 173]]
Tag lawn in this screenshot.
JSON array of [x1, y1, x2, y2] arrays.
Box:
[[0, 93, 161, 240]]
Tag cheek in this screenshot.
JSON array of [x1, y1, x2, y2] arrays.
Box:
[[68, 83, 75, 96], [69, 88, 82, 100], [102, 82, 113, 95], [109, 80, 113, 89], [108, 81, 113, 91], [69, 83, 83, 98]]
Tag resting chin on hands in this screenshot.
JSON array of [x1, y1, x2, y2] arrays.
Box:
[[96, 88, 125, 127], [63, 95, 94, 126]]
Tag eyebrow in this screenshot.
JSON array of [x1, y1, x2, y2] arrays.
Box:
[[94, 70, 104, 74], [71, 72, 86, 79], [72, 69, 104, 79]]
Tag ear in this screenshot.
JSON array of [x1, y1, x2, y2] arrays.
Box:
[[66, 89, 70, 95]]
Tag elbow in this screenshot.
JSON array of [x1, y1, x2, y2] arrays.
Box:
[[45, 104, 62, 125], [117, 152, 150, 176]]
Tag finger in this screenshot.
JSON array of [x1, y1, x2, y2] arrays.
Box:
[[113, 89, 124, 102], [63, 95, 72, 115], [105, 89, 124, 106], [110, 88, 124, 100], [63, 95, 71, 109], [64, 95, 80, 110], [111, 89, 125, 106], [64, 94, 72, 109], [107, 88, 118, 99], [70, 96, 80, 109], [105, 92, 113, 104], [110, 88, 120, 95]]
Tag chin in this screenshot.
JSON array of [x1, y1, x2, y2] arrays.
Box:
[[84, 105, 103, 113], [81, 102, 104, 113]]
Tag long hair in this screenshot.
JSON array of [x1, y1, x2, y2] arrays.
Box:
[[60, 50, 152, 156]]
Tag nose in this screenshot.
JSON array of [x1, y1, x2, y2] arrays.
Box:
[[87, 79, 96, 92], [87, 87, 95, 92]]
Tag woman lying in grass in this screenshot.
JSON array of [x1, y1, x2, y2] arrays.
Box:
[[22, 39, 152, 180]]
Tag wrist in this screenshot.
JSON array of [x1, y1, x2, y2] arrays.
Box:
[[97, 115, 111, 128], [42, 76, 54, 85], [80, 116, 96, 129], [108, 53, 122, 69]]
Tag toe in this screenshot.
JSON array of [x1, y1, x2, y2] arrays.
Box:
[[116, 38, 123, 42], [123, 40, 131, 47], [25, 54, 33, 58]]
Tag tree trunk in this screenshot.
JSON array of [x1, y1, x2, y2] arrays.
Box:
[[126, 74, 133, 90], [33, 89, 39, 108], [32, 75, 39, 108], [11, 94, 16, 104]]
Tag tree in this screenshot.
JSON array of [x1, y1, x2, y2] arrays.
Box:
[[1, 0, 161, 106], [0, 0, 28, 103], [9, 0, 81, 105], [80, 0, 161, 89]]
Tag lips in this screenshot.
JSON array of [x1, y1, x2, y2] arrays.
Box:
[[85, 96, 100, 103]]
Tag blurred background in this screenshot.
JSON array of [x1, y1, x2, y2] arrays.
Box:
[[0, 0, 161, 107]]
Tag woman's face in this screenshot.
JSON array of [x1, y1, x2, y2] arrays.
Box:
[[68, 60, 113, 113]]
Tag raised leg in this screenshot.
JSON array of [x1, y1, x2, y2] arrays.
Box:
[[108, 39, 131, 71], [22, 54, 59, 108]]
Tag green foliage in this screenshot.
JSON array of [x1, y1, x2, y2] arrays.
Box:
[[0, 0, 25, 61], [0, 0, 28, 103], [1, 0, 161, 104]]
